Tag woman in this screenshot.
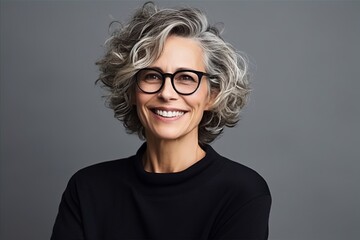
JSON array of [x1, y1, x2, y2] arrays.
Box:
[[51, 2, 271, 240]]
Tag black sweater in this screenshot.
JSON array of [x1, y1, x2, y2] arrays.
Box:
[[51, 144, 271, 240]]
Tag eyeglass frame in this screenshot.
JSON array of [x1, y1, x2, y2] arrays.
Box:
[[135, 68, 211, 96]]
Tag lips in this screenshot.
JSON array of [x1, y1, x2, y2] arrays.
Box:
[[155, 109, 185, 118], [150, 108, 186, 118]]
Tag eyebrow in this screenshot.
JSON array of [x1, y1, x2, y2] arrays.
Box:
[[148, 66, 201, 73]]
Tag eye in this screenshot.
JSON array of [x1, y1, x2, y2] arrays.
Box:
[[144, 73, 161, 80], [140, 70, 162, 83], [176, 73, 196, 82]]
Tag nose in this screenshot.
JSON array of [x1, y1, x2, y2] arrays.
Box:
[[158, 76, 178, 100]]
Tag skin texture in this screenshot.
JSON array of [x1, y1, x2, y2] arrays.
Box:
[[134, 36, 214, 173]]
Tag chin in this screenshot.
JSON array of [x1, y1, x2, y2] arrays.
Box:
[[147, 126, 196, 142], [152, 132, 185, 141]]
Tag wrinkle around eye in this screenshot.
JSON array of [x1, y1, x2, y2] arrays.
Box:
[[143, 73, 162, 81], [175, 75, 197, 82]]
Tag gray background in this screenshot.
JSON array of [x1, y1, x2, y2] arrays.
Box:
[[1, 0, 359, 239]]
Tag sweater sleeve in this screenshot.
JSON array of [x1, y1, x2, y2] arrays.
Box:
[[212, 194, 272, 240], [51, 175, 85, 240]]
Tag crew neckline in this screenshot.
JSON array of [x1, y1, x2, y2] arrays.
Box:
[[133, 142, 218, 186]]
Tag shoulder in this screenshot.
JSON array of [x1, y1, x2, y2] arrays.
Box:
[[222, 157, 270, 194], [69, 155, 136, 187], [206, 146, 271, 199]]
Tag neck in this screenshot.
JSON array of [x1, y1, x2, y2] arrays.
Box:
[[143, 134, 205, 173]]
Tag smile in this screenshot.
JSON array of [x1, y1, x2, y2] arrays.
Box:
[[154, 109, 185, 118]]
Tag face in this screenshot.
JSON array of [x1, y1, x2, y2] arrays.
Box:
[[134, 35, 213, 142]]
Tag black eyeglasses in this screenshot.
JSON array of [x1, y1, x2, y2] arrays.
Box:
[[135, 68, 209, 95]]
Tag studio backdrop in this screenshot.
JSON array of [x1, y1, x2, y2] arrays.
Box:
[[1, 0, 359, 239]]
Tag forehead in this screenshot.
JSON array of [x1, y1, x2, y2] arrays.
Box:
[[150, 35, 205, 71]]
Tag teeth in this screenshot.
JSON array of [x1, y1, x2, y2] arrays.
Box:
[[155, 110, 185, 118]]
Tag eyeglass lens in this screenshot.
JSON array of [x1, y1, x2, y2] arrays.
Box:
[[136, 69, 201, 94]]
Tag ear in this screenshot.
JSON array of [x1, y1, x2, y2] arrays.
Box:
[[204, 90, 218, 110]]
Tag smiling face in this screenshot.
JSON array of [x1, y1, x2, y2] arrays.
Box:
[[134, 35, 213, 143]]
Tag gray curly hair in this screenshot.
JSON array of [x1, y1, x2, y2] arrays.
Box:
[[96, 2, 250, 145]]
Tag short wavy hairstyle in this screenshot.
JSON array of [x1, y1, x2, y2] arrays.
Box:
[[96, 2, 250, 145]]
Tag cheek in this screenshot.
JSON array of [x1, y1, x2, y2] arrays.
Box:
[[187, 99, 210, 120], [134, 90, 147, 106], [135, 105, 148, 129], [134, 93, 151, 121], [193, 92, 211, 112]]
